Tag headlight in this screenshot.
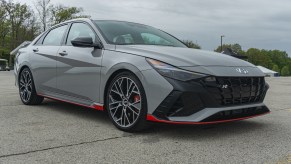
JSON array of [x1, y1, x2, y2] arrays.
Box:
[[146, 58, 207, 81]]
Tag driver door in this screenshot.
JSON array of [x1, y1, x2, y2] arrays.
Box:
[[56, 22, 103, 106]]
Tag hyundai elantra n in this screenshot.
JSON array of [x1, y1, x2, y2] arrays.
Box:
[[14, 19, 270, 132]]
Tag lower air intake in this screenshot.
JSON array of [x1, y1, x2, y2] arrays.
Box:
[[201, 106, 270, 122]]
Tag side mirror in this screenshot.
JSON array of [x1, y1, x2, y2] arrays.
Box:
[[71, 37, 102, 49]]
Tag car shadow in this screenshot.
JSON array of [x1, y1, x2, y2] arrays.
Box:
[[39, 99, 269, 141], [40, 99, 111, 123], [138, 121, 269, 143]]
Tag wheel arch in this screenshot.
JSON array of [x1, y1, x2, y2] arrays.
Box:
[[16, 64, 41, 94], [17, 64, 32, 87], [101, 62, 145, 109]]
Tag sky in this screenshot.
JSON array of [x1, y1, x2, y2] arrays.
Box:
[[18, 0, 291, 55]]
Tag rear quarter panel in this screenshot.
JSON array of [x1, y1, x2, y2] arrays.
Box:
[[14, 47, 32, 88]]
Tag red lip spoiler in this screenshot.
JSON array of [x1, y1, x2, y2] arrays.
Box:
[[146, 112, 270, 125], [37, 94, 104, 111]]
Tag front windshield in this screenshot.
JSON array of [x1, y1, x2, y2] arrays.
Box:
[[94, 20, 186, 47]]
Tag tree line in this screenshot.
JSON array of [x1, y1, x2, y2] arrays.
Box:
[[0, 0, 88, 64], [0, 0, 290, 76], [184, 41, 291, 76]]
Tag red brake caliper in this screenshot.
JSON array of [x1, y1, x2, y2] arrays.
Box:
[[133, 95, 140, 102]]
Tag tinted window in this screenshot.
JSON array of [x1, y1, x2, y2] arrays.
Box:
[[43, 25, 68, 46], [66, 23, 96, 46], [94, 20, 186, 47], [141, 33, 172, 46], [113, 34, 134, 44], [34, 35, 44, 45]]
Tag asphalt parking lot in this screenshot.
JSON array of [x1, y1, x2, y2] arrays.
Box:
[[0, 71, 290, 164]]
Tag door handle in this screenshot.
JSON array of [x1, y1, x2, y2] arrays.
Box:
[[33, 48, 39, 52], [59, 51, 68, 56]]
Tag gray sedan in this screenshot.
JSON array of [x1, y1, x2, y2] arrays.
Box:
[[14, 18, 270, 132]]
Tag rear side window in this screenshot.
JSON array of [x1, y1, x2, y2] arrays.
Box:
[[43, 25, 68, 46], [66, 23, 96, 46]]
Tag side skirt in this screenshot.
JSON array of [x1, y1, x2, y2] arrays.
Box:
[[37, 93, 104, 111]]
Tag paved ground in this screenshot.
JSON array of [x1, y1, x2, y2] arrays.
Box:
[[0, 71, 290, 164]]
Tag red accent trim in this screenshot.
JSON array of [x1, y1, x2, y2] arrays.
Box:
[[92, 104, 104, 111], [37, 94, 104, 111], [146, 112, 270, 125]]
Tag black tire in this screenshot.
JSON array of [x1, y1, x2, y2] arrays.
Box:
[[18, 68, 44, 105], [106, 71, 149, 132]]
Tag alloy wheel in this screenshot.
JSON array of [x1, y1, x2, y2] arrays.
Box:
[[108, 77, 142, 128], [19, 70, 32, 102]]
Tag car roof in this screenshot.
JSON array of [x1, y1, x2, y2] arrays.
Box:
[[55, 18, 146, 27], [49, 18, 93, 29]]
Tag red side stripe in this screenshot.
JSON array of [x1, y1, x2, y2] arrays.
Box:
[[37, 94, 104, 111], [146, 112, 270, 125]]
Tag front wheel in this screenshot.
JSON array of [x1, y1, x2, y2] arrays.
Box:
[[18, 68, 44, 105], [106, 71, 149, 132]]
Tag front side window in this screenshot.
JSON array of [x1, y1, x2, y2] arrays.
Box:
[[43, 25, 68, 46], [94, 20, 186, 47], [66, 23, 96, 46]]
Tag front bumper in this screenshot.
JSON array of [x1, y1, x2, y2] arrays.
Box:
[[147, 76, 270, 124]]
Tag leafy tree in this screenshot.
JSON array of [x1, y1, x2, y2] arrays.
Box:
[[214, 43, 242, 53], [20, 13, 40, 40], [0, 4, 10, 57], [34, 0, 51, 32], [231, 43, 242, 53], [50, 5, 89, 25], [214, 44, 231, 52], [281, 66, 290, 76], [0, 0, 36, 65], [183, 40, 201, 49], [0, 0, 90, 66], [268, 50, 288, 70], [288, 61, 291, 75], [246, 48, 273, 69], [1, 0, 32, 48], [272, 64, 280, 73]]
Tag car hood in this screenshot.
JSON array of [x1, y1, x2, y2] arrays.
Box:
[[115, 45, 255, 67]]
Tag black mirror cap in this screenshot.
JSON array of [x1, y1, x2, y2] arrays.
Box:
[[71, 37, 102, 49], [92, 42, 103, 49]]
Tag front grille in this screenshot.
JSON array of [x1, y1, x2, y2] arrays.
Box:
[[201, 77, 266, 106]]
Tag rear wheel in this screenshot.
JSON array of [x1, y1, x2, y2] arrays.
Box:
[[106, 71, 149, 132], [19, 68, 44, 105]]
